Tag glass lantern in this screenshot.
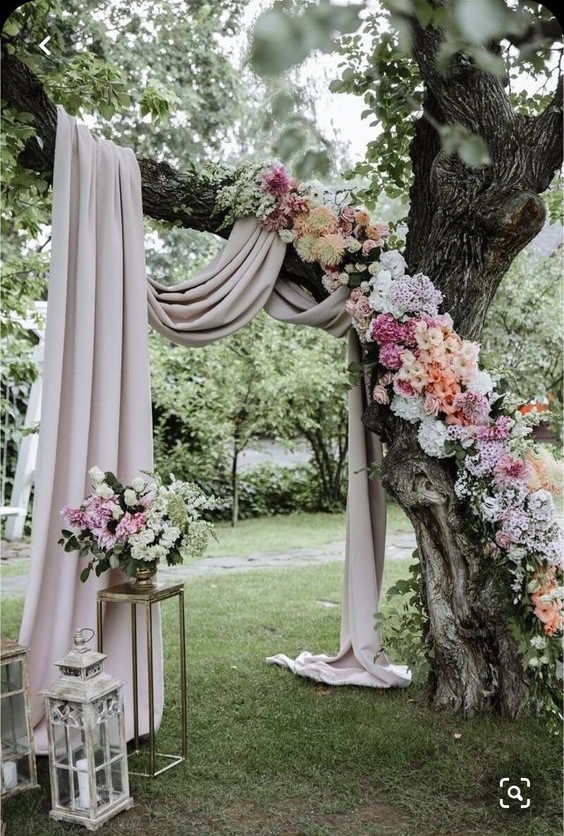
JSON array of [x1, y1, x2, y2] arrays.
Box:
[[41, 628, 133, 831], [1, 636, 38, 798]]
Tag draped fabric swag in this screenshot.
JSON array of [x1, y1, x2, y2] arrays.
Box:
[[21, 109, 410, 750]]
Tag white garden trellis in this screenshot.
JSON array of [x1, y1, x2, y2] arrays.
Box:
[[2, 301, 46, 541]]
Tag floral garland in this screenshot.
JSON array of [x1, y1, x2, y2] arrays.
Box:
[[215, 162, 563, 701]]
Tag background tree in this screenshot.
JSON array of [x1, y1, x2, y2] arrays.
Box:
[[2, 0, 562, 717]]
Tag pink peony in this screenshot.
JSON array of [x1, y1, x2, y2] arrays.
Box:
[[115, 511, 146, 541], [83, 495, 114, 530], [379, 342, 405, 371], [393, 377, 417, 398], [261, 163, 291, 196], [61, 506, 89, 529], [373, 385, 389, 405]]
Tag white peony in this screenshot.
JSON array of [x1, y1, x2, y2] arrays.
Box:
[[131, 477, 146, 492], [417, 417, 450, 458], [378, 249, 406, 278], [390, 395, 426, 424], [89, 466, 105, 484]]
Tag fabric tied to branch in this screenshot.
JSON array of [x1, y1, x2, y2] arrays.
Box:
[[23, 110, 410, 750]]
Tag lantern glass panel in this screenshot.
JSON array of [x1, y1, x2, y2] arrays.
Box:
[[110, 760, 124, 796], [13, 755, 31, 787], [91, 713, 122, 765], [54, 767, 71, 807], [1, 661, 23, 693], [1, 692, 28, 755]]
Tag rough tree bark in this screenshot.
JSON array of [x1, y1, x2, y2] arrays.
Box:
[[2, 14, 561, 717], [364, 20, 562, 717]]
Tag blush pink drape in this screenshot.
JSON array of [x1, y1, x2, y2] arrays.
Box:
[[22, 111, 410, 750]]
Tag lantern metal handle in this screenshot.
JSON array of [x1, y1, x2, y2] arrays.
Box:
[[73, 627, 95, 651]]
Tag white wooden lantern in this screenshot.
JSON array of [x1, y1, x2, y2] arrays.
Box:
[[41, 628, 133, 830], [1, 636, 38, 798]]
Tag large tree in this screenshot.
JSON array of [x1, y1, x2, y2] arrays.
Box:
[[2, 0, 562, 717]]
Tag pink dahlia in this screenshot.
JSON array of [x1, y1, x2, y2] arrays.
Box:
[[452, 390, 491, 425], [61, 506, 89, 529], [261, 163, 291, 196], [493, 454, 532, 489]]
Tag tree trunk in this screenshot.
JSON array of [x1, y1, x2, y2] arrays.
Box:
[[363, 18, 562, 717], [231, 442, 239, 528]]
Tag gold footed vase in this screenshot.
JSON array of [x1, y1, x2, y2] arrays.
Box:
[[129, 562, 158, 590]]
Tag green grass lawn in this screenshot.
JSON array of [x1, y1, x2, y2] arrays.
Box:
[[1, 546, 560, 836]]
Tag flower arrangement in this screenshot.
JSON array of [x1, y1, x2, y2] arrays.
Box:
[[214, 161, 391, 290], [60, 467, 216, 582], [214, 159, 563, 702]]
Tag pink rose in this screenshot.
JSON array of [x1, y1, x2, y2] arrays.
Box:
[[373, 385, 389, 405], [356, 296, 372, 317], [423, 394, 441, 417], [372, 221, 389, 239], [495, 531, 512, 550], [362, 239, 378, 255], [340, 205, 356, 223], [380, 371, 394, 386]]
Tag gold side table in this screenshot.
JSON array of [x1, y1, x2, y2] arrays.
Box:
[[96, 581, 186, 778]]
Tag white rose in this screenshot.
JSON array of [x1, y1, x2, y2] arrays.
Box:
[[89, 466, 105, 484], [131, 477, 146, 492], [96, 482, 114, 500], [346, 237, 361, 253], [339, 273, 349, 284], [124, 488, 138, 507], [354, 262, 367, 272], [344, 264, 355, 274], [111, 504, 124, 520]]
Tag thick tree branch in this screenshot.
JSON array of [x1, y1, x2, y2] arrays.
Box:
[[1, 46, 328, 302], [528, 75, 564, 192]]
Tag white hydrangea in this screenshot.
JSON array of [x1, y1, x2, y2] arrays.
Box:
[[368, 272, 394, 312], [530, 635, 547, 650], [378, 249, 406, 278], [417, 417, 450, 458], [390, 395, 426, 424], [467, 370, 494, 396]]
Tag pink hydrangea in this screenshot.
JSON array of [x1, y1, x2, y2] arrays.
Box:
[[261, 163, 291, 196], [402, 318, 419, 348], [371, 313, 405, 345], [379, 342, 405, 371]]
